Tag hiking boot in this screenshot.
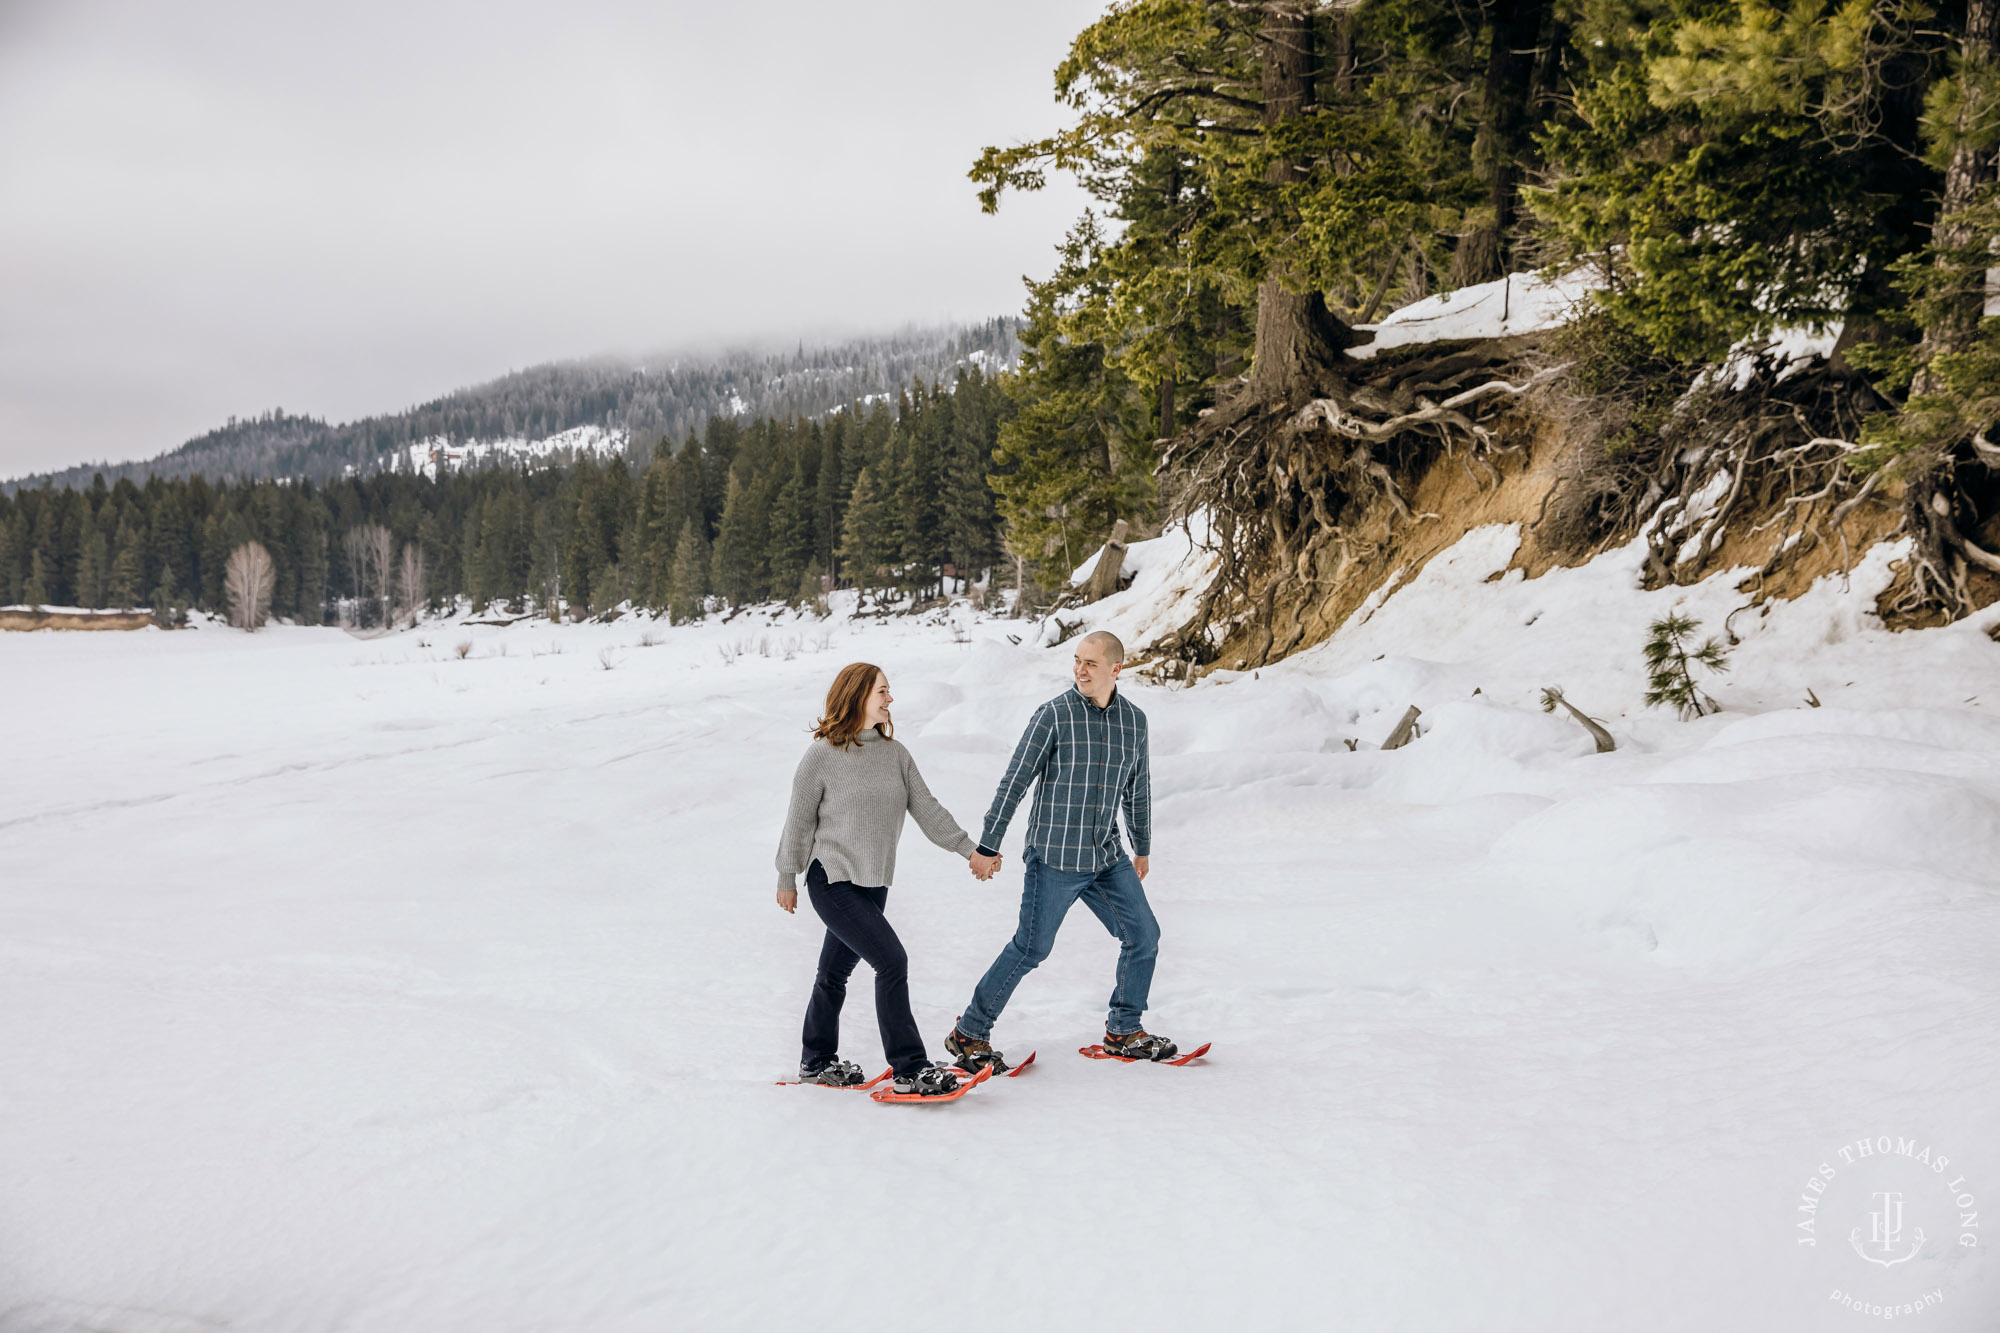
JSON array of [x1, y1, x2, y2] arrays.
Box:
[[1102, 1029, 1178, 1061], [944, 1023, 1008, 1074], [799, 1057, 867, 1087], [891, 1063, 962, 1097]]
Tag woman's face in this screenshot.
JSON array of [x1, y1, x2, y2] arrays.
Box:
[[862, 672, 893, 729]]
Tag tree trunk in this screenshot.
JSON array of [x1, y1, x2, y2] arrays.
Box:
[[1454, 0, 1546, 284], [1487, 0, 1545, 245], [1917, 0, 2000, 391], [1249, 3, 1352, 404], [1085, 519, 1130, 602], [1334, 8, 1355, 95], [1159, 373, 1175, 439]]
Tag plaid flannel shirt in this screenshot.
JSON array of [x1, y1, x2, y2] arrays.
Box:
[[977, 686, 1151, 872]]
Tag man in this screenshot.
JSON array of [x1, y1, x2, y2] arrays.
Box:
[[945, 630, 1176, 1069]]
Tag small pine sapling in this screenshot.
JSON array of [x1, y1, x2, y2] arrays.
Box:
[[1643, 613, 1730, 719]]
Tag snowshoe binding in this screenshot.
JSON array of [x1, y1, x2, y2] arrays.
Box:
[[944, 1023, 1009, 1075], [1101, 1029, 1178, 1062], [890, 1063, 963, 1097], [798, 1057, 868, 1088]]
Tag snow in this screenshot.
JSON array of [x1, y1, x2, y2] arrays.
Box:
[[4, 529, 1998, 1331], [1064, 518, 1218, 652], [1347, 266, 1602, 360], [396, 425, 628, 479], [1704, 321, 1847, 391]]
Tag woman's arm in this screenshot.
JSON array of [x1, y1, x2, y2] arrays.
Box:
[[899, 746, 977, 859], [774, 747, 825, 908]]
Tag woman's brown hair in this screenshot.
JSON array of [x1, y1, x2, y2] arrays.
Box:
[[813, 662, 890, 750]]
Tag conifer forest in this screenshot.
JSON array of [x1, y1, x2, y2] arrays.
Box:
[[0, 373, 1010, 626]]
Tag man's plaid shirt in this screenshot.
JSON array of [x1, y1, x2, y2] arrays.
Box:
[[977, 686, 1151, 872]]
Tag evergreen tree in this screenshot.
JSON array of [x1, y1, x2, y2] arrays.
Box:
[[837, 465, 895, 596], [892, 386, 948, 596], [814, 418, 845, 575], [108, 519, 144, 608], [23, 549, 48, 607], [991, 234, 1157, 590], [76, 525, 109, 609], [768, 455, 814, 601], [711, 469, 762, 606], [668, 520, 711, 624]]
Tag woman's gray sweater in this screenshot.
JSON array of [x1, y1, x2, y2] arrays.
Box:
[[775, 729, 976, 891]]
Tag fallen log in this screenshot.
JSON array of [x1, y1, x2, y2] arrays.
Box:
[[1381, 705, 1423, 751]]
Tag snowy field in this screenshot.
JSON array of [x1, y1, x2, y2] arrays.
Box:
[[3, 527, 1998, 1332]]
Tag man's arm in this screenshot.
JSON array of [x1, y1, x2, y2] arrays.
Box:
[[1121, 720, 1151, 867], [977, 704, 1056, 855]]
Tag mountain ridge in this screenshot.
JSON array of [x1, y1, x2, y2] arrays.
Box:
[[8, 319, 1020, 493]]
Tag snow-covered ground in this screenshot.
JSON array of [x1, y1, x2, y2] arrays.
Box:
[[4, 531, 1997, 1332]]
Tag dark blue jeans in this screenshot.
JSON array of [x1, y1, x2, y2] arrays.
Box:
[[959, 850, 1159, 1040], [801, 861, 929, 1078]]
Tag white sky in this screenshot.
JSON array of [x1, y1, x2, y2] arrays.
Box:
[[0, 0, 1098, 476]]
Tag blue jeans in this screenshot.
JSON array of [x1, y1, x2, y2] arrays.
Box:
[[959, 850, 1160, 1040]]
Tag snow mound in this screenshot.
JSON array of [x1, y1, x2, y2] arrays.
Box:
[[1347, 266, 1602, 360], [1057, 517, 1219, 655]]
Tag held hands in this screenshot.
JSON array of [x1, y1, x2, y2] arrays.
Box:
[[969, 851, 1003, 882], [776, 887, 797, 914]]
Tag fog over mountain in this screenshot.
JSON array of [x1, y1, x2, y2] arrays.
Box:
[[8, 321, 1019, 491], [0, 1, 1093, 476]]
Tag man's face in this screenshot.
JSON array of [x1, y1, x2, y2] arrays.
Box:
[[1073, 639, 1121, 699]]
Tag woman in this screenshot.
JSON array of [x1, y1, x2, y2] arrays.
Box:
[[775, 662, 995, 1097]]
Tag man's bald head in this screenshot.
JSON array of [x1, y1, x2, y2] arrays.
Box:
[[1072, 631, 1126, 706], [1078, 630, 1126, 664]]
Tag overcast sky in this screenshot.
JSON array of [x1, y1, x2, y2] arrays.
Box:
[[0, 0, 1097, 476]]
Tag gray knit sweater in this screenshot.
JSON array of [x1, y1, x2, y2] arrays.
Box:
[[775, 729, 976, 891]]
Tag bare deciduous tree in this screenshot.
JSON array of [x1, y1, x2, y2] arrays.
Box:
[[342, 523, 394, 627], [396, 543, 430, 627], [224, 541, 276, 631]]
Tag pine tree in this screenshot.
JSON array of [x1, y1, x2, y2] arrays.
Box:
[[990, 235, 1157, 592], [23, 549, 48, 608], [893, 388, 948, 596], [668, 520, 711, 624], [76, 526, 110, 609], [711, 469, 762, 606], [1643, 614, 1731, 719], [108, 519, 144, 608], [767, 455, 814, 601], [838, 465, 894, 597], [814, 419, 843, 575], [942, 368, 1004, 586]]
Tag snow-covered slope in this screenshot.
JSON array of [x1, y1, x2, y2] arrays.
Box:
[[3, 532, 1995, 1331], [388, 423, 629, 479]]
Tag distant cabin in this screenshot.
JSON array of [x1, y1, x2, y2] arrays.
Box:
[[0, 606, 153, 632]]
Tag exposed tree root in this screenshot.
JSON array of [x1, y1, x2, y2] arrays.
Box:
[[1157, 336, 1551, 668], [1150, 334, 2000, 675]]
